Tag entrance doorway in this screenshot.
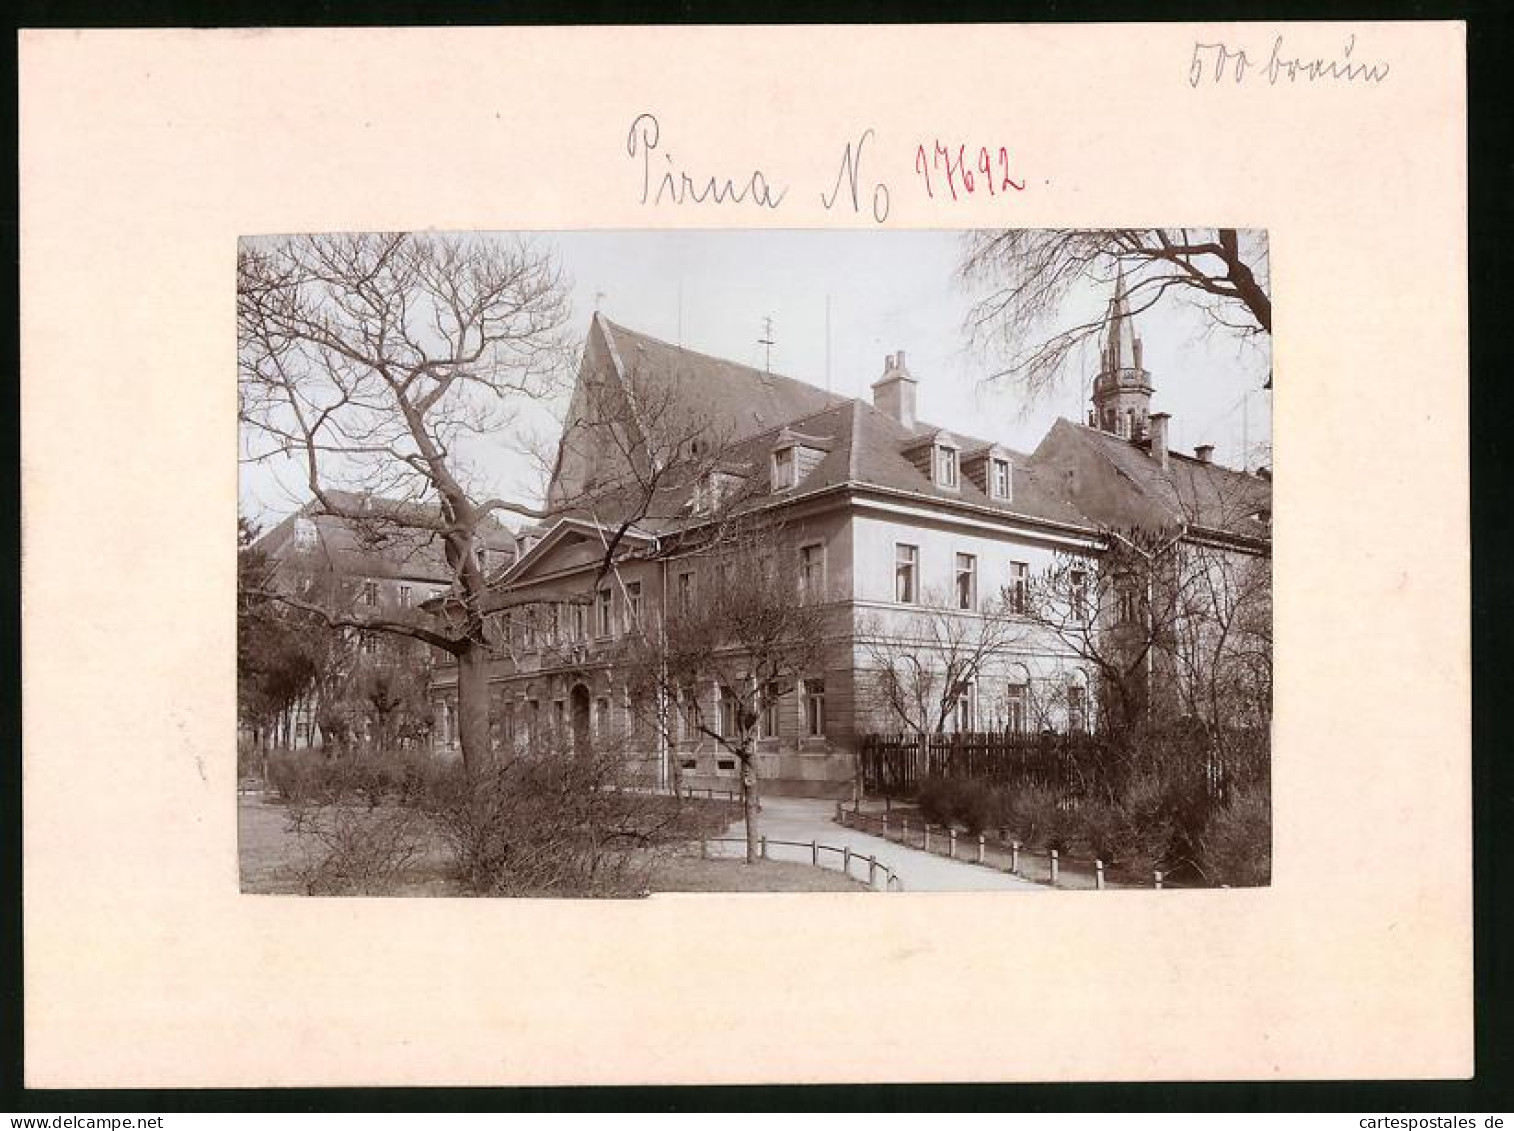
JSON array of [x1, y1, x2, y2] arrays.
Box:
[[569, 683, 592, 753]]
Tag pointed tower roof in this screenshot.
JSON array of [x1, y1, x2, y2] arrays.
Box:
[[1102, 265, 1141, 372]]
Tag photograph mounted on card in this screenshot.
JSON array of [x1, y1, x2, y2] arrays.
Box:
[[237, 227, 1272, 901], [21, 23, 1467, 1087]]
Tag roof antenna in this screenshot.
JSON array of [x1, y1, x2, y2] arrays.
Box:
[[758, 314, 775, 374], [825, 295, 832, 391]]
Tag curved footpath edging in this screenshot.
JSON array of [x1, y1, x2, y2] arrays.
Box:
[[717, 796, 1045, 893]]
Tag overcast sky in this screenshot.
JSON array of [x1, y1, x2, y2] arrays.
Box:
[[239, 229, 1272, 526]]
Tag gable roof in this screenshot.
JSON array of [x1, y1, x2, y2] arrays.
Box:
[[495, 516, 656, 587], [597, 316, 850, 444]]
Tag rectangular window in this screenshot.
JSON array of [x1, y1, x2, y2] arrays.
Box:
[[398, 584, 412, 608], [992, 457, 1012, 499], [759, 681, 781, 739], [955, 552, 977, 611], [1117, 581, 1140, 625], [803, 678, 826, 738], [548, 604, 560, 645], [895, 544, 918, 604], [1006, 684, 1027, 735], [1070, 568, 1088, 620], [622, 581, 643, 632], [772, 446, 795, 490], [677, 570, 695, 614], [676, 688, 694, 743], [717, 685, 738, 739], [572, 601, 588, 642], [1008, 561, 1029, 615], [595, 696, 611, 738], [936, 445, 959, 488], [799, 543, 824, 602], [1068, 685, 1087, 734], [596, 588, 613, 637], [363, 581, 378, 607], [949, 682, 975, 733]]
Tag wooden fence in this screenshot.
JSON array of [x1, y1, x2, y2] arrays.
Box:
[[860, 732, 1111, 798], [859, 729, 1266, 802]]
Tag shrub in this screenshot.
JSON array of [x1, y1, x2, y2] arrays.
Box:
[[1108, 771, 1179, 875], [916, 775, 999, 835], [286, 802, 430, 896], [418, 749, 694, 897], [266, 748, 443, 808], [1003, 785, 1075, 851], [267, 749, 318, 804], [1197, 786, 1272, 887], [1074, 798, 1126, 863]]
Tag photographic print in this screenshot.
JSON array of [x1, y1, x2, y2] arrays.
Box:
[[24, 22, 1469, 1089], [237, 228, 1273, 898]]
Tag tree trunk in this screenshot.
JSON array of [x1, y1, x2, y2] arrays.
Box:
[[739, 749, 760, 864], [455, 642, 492, 776]]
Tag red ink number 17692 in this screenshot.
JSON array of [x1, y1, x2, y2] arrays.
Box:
[[914, 142, 1027, 200]]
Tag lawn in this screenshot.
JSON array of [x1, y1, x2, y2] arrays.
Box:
[[239, 795, 867, 896], [648, 854, 867, 893], [238, 793, 464, 896]]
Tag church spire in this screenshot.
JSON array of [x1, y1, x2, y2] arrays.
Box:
[[1090, 266, 1154, 440]]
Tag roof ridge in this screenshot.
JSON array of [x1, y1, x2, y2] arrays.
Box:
[[600, 316, 847, 404], [711, 396, 863, 454]]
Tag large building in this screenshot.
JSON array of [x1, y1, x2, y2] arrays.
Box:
[[429, 280, 1271, 795], [247, 491, 518, 750]]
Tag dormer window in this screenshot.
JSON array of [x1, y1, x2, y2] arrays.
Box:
[[935, 443, 959, 490], [293, 518, 316, 550], [767, 429, 831, 495], [771, 445, 795, 491], [991, 457, 1012, 500]]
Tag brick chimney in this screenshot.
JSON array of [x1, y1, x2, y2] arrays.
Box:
[[1194, 444, 1214, 464], [1148, 412, 1171, 470], [871, 350, 917, 430]]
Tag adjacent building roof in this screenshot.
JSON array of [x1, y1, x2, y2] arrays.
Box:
[[1028, 420, 1272, 544], [253, 490, 519, 584]]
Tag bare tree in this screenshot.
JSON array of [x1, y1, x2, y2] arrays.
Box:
[[960, 228, 1272, 399], [1017, 517, 1270, 763], [239, 232, 585, 772], [858, 588, 1023, 736], [621, 518, 831, 863], [1017, 527, 1190, 743], [239, 233, 734, 774], [1165, 539, 1272, 760]]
